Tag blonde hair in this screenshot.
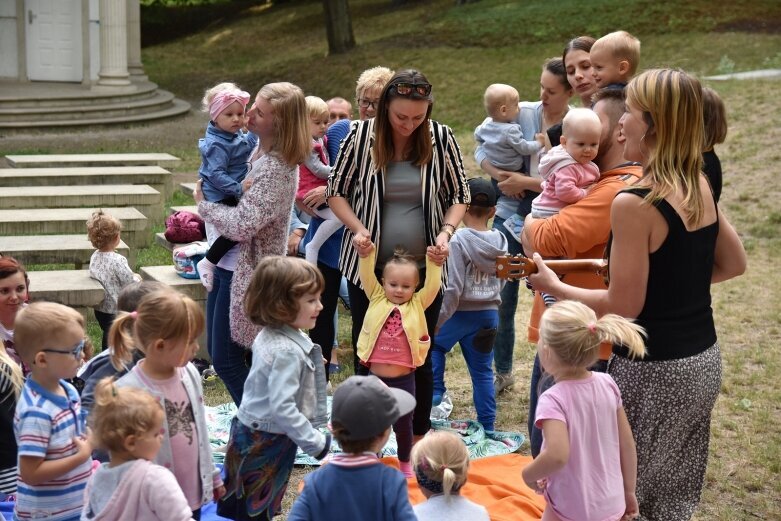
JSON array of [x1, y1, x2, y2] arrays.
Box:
[[86, 210, 122, 249], [373, 69, 434, 169], [201, 82, 243, 113], [90, 377, 163, 453], [305, 95, 329, 120], [382, 247, 420, 284], [244, 256, 324, 328], [484, 83, 519, 119], [109, 289, 204, 371], [591, 30, 641, 76], [626, 69, 706, 225], [355, 66, 395, 103], [0, 349, 23, 398], [540, 300, 645, 368], [14, 302, 84, 363], [411, 431, 470, 497], [562, 107, 601, 137], [257, 82, 310, 166], [702, 87, 727, 151]]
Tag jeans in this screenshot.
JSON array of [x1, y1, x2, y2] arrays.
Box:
[[433, 310, 498, 431], [492, 214, 524, 375], [347, 276, 443, 436], [309, 262, 342, 380], [207, 266, 250, 406], [528, 354, 609, 457]]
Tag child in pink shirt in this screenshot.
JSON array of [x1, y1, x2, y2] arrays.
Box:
[[354, 238, 442, 477], [522, 300, 645, 521], [530, 108, 601, 218]]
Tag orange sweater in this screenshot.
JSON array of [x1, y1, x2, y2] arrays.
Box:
[[526, 163, 642, 360]]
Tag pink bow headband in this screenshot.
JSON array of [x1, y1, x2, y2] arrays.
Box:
[[210, 89, 251, 122]]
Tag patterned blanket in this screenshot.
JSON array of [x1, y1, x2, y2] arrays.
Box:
[[205, 401, 525, 466]]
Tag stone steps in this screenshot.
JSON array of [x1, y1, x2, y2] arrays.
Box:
[[0, 166, 173, 198], [0, 234, 132, 268], [0, 207, 149, 248], [0, 184, 162, 221], [179, 182, 197, 197], [171, 205, 199, 215], [5, 153, 180, 168], [27, 270, 106, 308], [0, 82, 191, 129]]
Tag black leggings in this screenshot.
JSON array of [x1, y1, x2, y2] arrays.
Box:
[[347, 276, 443, 436]]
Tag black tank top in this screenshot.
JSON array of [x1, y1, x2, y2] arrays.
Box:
[[610, 188, 719, 361]]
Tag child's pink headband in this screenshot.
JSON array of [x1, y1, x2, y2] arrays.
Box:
[[210, 90, 250, 122]]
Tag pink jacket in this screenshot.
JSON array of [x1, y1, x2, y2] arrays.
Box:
[[82, 459, 194, 521], [297, 137, 330, 200], [533, 145, 600, 214]]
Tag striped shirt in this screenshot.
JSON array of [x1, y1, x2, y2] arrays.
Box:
[[326, 118, 470, 286], [14, 378, 91, 521]]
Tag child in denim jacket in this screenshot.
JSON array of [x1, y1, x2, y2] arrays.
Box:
[[195, 82, 258, 291], [219, 257, 331, 520]]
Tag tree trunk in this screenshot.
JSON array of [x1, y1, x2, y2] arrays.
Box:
[[322, 0, 355, 54]]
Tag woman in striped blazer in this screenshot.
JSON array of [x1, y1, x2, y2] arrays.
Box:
[[327, 69, 470, 437]]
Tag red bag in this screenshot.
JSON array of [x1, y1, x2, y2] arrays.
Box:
[[164, 211, 206, 243]]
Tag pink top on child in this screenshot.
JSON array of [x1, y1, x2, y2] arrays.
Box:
[[535, 372, 626, 521], [532, 144, 600, 216], [367, 308, 415, 369], [297, 137, 330, 200]]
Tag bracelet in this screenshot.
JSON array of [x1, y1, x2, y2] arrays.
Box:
[[439, 224, 454, 239]]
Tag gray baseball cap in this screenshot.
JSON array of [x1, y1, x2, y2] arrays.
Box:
[[331, 375, 416, 440]]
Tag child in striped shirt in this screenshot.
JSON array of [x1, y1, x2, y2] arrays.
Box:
[[13, 302, 93, 521]]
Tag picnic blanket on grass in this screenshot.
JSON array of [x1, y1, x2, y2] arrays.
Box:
[[205, 401, 525, 466]]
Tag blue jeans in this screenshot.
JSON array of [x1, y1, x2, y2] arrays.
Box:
[[528, 354, 609, 457], [433, 310, 498, 431], [207, 266, 250, 406], [492, 215, 523, 375]]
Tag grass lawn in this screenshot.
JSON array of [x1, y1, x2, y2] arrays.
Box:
[[1, 0, 780, 518]]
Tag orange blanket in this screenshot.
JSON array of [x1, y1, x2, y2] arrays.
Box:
[[382, 454, 546, 521]]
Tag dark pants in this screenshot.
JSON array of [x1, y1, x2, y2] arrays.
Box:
[[207, 267, 250, 406], [347, 276, 443, 436], [529, 354, 609, 457], [308, 262, 342, 380], [192, 508, 201, 520], [373, 371, 416, 462], [205, 196, 239, 264], [93, 309, 115, 352]]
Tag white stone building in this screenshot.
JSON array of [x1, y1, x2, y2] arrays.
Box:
[[0, 0, 190, 129]]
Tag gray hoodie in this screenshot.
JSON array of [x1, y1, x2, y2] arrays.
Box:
[[437, 227, 508, 328]]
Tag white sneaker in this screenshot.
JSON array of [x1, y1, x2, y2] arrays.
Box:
[[196, 258, 216, 292]]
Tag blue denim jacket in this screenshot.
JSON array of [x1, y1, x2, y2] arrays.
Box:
[[198, 121, 258, 202], [237, 325, 329, 457]]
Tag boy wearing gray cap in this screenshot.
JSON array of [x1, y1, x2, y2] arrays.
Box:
[[288, 375, 417, 521], [432, 178, 507, 433]]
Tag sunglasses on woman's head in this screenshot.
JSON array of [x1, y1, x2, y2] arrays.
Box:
[[392, 82, 432, 97]]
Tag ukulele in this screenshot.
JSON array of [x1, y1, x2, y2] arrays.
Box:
[[495, 254, 608, 282]]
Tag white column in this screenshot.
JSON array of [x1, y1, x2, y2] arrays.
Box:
[[97, 0, 130, 86], [126, 0, 145, 80]]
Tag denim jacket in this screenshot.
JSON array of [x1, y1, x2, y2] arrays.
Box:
[[116, 362, 221, 506], [237, 325, 329, 458], [198, 121, 258, 202]]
